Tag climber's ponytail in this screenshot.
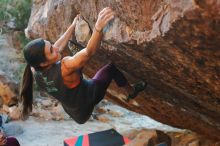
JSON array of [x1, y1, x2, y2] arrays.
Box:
[[19, 64, 33, 120]]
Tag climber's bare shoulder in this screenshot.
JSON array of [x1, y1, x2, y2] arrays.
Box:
[[61, 49, 90, 75]]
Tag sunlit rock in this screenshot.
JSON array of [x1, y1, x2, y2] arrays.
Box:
[[25, 0, 220, 140]]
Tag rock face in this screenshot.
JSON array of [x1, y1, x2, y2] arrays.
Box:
[[0, 35, 22, 120], [26, 0, 220, 140]]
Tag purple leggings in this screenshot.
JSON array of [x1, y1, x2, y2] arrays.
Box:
[[6, 137, 20, 146], [61, 63, 128, 123], [90, 63, 128, 104]]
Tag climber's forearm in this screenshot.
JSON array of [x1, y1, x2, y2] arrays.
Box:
[[54, 23, 76, 52], [85, 28, 103, 56]]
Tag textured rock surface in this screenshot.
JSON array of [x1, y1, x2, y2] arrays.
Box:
[[0, 35, 22, 119], [25, 0, 220, 140], [123, 129, 220, 146]]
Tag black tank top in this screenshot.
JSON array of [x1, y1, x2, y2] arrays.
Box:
[[34, 61, 97, 124]]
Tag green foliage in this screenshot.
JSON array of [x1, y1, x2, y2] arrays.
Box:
[[0, 0, 11, 21], [17, 32, 31, 48], [0, 0, 32, 48], [0, 0, 32, 31]]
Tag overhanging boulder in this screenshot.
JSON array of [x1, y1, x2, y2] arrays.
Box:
[[25, 0, 220, 140]]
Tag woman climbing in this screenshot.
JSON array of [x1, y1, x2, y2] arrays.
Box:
[[20, 7, 146, 124]]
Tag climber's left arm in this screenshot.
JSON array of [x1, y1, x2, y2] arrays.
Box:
[[54, 15, 79, 53]]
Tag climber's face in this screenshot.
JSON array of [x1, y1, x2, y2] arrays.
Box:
[[40, 40, 61, 67]]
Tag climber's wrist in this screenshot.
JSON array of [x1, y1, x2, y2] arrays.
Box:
[[94, 24, 102, 33]]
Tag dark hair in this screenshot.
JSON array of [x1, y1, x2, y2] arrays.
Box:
[[20, 38, 46, 119], [23, 38, 46, 70], [20, 64, 33, 119]]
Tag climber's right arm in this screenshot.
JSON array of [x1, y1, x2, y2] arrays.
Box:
[[62, 7, 114, 72]]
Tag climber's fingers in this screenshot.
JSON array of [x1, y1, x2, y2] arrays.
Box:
[[95, 7, 114, 31]]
